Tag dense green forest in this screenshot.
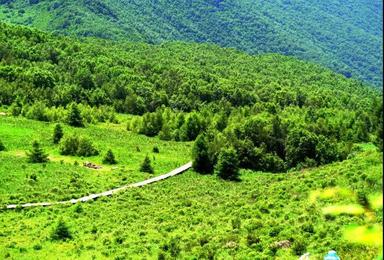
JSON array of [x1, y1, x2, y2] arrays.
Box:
[[0, 22, 382, 174], [0, 0, 382, 86]]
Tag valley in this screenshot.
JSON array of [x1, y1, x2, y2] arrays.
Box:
[[0, 2, 382, 259]]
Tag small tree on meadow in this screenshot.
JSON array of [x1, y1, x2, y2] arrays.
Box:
[[215, 147, 240, 181], [103, 149, 117, 164], [51, 218, 72, 241], [67, 103, 84, 127], [27, 141, 49, 163], [53, 123, 64, 144], [140, 155, 154, 174]]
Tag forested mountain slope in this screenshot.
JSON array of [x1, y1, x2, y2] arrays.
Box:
[[0, 22, 380, 113], [0, 0, 382, 86], [0, 22, 382, 173]]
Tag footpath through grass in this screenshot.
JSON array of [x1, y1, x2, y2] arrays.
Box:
[[0, 116, 191, 205]]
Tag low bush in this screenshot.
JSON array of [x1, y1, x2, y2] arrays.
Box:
[[292, 239, 307, 256], [152, 146, 159, 153], [60, 135, 98, 157]]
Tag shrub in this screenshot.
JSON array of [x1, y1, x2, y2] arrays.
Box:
[[152, 146, 159, 153], [140, 155, 154, 174], [158, 124, 172, 141], [261, 152, 286, 173], [10, 102, 22, 116], [246, 233, 260, 246], [59, 135, 80, 156], [158, 251, 166, 260], [33, 244, 42, 250], [357, 191, 369, 208], [77, 137, 99, 157], [53, 123, 63, 144], [292, 239, 307, 256], [29, 173, 37, 181], [27, 141, 49, 163], [0, 139, 5, 151], [25, 102, 49, 121], [180, 113, 204, 141], [139, 112, 163, 137], [301, 223, 315, 234], [169, 237, 181, 257], [60, 135, 98, 157], [103, 149, 117, 164], [231, 218, 241, 229], [51, 218, 72, 241], [215, 147, 240, 180]]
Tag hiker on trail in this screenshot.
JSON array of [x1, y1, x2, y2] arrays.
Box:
[[324, 250, 340, 260]]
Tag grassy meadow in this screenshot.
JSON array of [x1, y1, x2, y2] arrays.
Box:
[[0, 115, 191, 206], [0, 116, 382, 259]]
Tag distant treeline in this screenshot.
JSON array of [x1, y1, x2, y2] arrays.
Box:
[[0, 0, 382, 86]]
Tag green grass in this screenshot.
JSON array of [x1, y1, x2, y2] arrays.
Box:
[[0, 116, 382, 259], [0, 116, 191, 205]]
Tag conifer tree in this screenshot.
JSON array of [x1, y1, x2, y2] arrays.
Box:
[[53, 123, 64, 144], [67, 103, 84, 127], [103, 149, 117, 164], [27, 141, 49, 163], [140, 155, 154, 174], [51, 218, 72, 241], [159, 123, 172, 141]]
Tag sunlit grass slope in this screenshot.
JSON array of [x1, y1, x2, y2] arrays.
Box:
[[0, 139, 381, 259], [0, 116, 191, 206]]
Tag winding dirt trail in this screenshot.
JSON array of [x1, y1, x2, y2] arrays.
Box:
[[5, 162, 192, 209]]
